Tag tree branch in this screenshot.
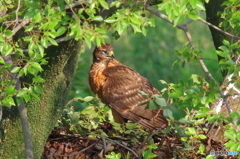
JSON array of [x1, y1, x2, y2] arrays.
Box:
[[145, 6, 218, 83], [199, 18, 240, 40], [146, 6, 237, 114]]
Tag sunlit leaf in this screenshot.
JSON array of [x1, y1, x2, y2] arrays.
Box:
[[98, 0, 109, 9]]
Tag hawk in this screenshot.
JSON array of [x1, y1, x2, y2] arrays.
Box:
[[89, 43, 168, 130]]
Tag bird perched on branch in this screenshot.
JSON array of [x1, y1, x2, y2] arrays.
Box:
[[89, 43, 168, 130]]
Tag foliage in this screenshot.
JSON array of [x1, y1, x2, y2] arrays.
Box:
[[1, 0, 240, 158]]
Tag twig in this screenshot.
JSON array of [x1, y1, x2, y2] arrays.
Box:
[[146, 6, 218, 83], [5, 19, 32, 40], [64, 1, 87, 10], [140, 129, 160, 149], [102, 136, 107, 152], [14, 0, 21, 27], [199, 18, 240, 39], [65, 98, 77, 106], [105, 137, 139, 158], [4, 1, 88, 40], [145, 6, 240, 40], [146, 6, 236, 114]]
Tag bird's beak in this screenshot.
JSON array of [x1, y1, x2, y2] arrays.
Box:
[[109, 51, 114, 56], [109, 51, 114, 58]]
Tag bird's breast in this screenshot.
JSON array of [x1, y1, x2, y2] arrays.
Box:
[[89, 63, 107, 94]]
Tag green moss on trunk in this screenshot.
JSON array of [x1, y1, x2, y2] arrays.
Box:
[[0, 39, 82, 158]]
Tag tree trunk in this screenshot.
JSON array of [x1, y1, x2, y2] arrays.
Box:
[[1, 39, 82, 158], [205, 0, 227, 77]]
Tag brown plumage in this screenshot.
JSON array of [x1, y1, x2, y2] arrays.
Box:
[[89, 43, 168, 130]]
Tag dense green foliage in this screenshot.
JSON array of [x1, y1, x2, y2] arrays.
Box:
[[0, 0, 240, 158]]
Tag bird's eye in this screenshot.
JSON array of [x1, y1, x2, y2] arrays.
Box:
[[101, 50, 108, 54]]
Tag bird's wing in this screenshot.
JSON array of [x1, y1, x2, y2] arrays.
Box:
[[101, 64, 168, 130]]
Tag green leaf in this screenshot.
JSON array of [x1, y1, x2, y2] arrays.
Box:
[[4, 30, 14, 36], [131, 23, 141, 33], [57, 27, 67, 36], [5, 46, 13, 56], [230, 111, 240, 118], [25, 24, 34, 32], [197, 145, 205, 155], [179, 119, 193, 124], [224, 129, 237, 140], [34, 12, 42, 22], [163, 105, 186, 120], [32, 76, 45, 83], [81, 106, 95, 115], [138, 90, 149, 96], [169, 89, 182, 98], [48, 38, 58, 46], [33, 85, 43, 94], [206, 155, 215, 159], [41, 37, 48, 48], [148, 144, 158, 149], [216, 50, 230, 58], [0, 56, 5, 64], [5, 86, 16, 95], [188, 12, 200, 20], [154, 96, 167, 107], [2, 97, 15, 106], [23, 94, 31, 102], [28, 41, 35, 51], [45, 31, 58, 38], [159, 80, 168, 85], [98, 0, 109, 9], [37, 44, 44, 57], [92, 15, 103, 21], [11, 66, 21, 73], [197, 134, 207, 139], [185, 127, 196, 135], [17, 89, 27, 97], [82, 96, 94, 102], [222, 39, 230, 46], [110, 1, 121, 7], [196, 2, 205, 10], [104, 17, 117, 23], [191, 74, 201, 84], [225, 140, 235, 148], [116, 20, 127, 35], [30, 62, 43, 71], [147, 100, 157, 110], [130, 14, 141, 25]]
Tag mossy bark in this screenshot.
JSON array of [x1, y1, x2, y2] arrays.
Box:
[[0, 39, 82, 158]]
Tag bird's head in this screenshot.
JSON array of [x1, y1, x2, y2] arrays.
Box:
[[93, 43, 114, 62]]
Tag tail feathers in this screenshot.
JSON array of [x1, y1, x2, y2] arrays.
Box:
[[115, 105, 168, 130]]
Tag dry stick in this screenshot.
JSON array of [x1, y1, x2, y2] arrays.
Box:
[[14, 0, 21, 27], [104, 137, 139, 158]]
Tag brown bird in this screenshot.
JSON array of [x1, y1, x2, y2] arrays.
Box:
[[89, 43, 168, 130]]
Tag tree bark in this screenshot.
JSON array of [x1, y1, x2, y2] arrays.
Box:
[[1, 39, 82, 158], [205, 0, 227, 77]]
